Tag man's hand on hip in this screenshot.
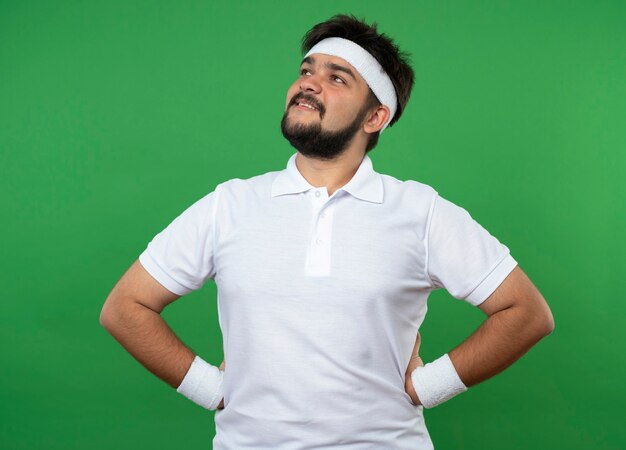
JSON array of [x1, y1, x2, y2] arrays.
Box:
[[405, 331, 423, 406], [217, 359, 225, 409]]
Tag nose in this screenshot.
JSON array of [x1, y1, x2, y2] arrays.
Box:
[[299, 72, 322, 94]]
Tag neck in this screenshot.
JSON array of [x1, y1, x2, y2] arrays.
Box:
[[295, 146, 365, 197]]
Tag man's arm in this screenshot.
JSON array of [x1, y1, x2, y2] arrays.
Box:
[[449, 264, 554, 387], [99, 259, 196, 389], [407, 264, 554, 405]]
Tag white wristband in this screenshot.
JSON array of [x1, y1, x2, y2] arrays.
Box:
[[176, 355, 224, 410], [410, 353, 467, 409]]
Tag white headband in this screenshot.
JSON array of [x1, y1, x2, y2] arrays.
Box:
[[304, 36, 397, 133]]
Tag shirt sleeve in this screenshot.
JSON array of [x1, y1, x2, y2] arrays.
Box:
[[138, 188, 219, 296], [425, 193, 518, 306]]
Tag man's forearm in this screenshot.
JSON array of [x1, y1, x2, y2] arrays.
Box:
[[448, 305, 553, 388], [101, 302, 194, 388]]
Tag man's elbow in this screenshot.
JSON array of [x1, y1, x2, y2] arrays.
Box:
[[542, 309, 555, 335], [534, 304, 555, 337], [518, 299, 554, 340], [99, 295, 123, 330], [99, 299, 114, 329]]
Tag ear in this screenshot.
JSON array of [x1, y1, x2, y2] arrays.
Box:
[[363, 104, 391, 134]]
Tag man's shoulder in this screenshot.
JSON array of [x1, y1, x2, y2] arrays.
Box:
[[216, 169, 280, 193], [379, 172, 439, 198]]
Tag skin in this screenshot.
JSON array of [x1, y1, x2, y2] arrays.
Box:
[[281, 53, 391, 196], [100, 52, 554, 412]]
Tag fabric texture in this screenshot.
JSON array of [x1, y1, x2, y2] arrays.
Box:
[[138, 151, 518, 449], [410, 353, 468, 409], [176, 355, 224, 411]]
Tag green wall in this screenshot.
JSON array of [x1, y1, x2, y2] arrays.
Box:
[[1, 1, 624, 449]]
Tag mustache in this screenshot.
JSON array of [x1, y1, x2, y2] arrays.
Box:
[[290, 93, 324, 114]]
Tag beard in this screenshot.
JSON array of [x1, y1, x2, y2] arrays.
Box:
[[280, 99, 370, 161]]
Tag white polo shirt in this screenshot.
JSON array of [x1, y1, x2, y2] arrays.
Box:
[[139, 151, 518, 449]]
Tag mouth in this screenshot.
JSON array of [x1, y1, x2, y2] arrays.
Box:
[[292, 99, 320, 112], [294, 104, 318, 112]]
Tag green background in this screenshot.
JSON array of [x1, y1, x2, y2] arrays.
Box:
[[1, 1, 624, 449]]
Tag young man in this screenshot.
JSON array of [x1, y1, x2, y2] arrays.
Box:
[[100, 14, 554, 449]]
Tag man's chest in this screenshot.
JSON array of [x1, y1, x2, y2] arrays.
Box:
[[213, 196, 428, 303]]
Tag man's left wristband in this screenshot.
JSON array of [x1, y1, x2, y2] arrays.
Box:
[[176, 355, 224, 410], [410, 353, 467, 409]]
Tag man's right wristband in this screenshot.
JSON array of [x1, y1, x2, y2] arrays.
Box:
[[410, 353, 468, 409], [176, 355, 224, 410]]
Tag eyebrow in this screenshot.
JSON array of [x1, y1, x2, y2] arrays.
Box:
[[301, 55, 357, 82]]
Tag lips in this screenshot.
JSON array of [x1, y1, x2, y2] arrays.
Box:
[[295, 103, 318, 112], [293, 97, 320, 112]]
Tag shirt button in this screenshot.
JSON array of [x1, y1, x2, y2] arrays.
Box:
[[316, 238, 323, 245], [315, 190, 321, 197], [320, 212, 326, 219]]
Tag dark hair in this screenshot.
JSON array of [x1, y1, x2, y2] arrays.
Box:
[[301, 13, 415, 153]]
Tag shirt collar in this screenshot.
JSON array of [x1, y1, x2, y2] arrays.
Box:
[[271, 152, 383, 204]]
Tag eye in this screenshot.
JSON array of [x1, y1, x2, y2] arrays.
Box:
[[299, 68, 345, 85]]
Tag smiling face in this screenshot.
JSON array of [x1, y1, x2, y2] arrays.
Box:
[[280, 53, 374, 160]]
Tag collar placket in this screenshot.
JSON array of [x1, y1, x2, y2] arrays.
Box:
[[305, 187, 335, 277]]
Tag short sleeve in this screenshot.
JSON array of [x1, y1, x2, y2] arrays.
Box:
[[138, 188, 219, 296], [425, 194, 518, 306]]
